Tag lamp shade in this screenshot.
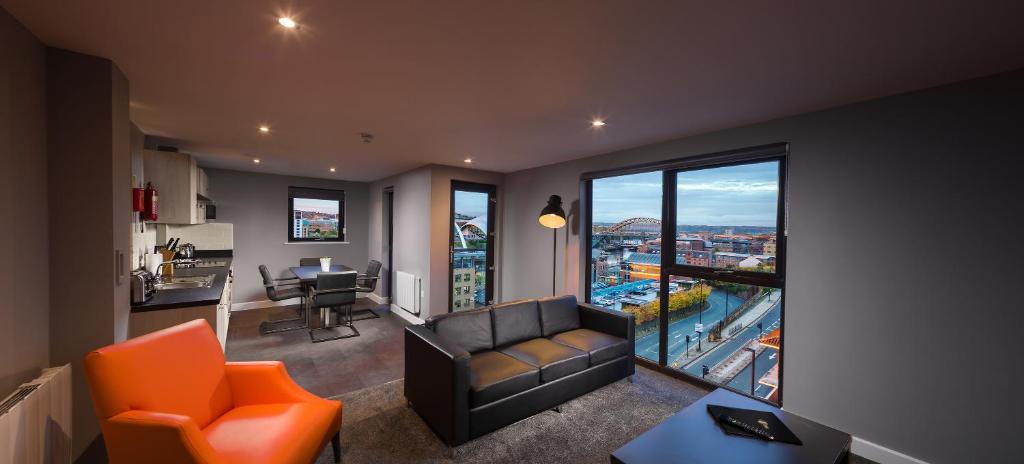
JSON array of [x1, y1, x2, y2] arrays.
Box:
[[538, 195, 566, 229]]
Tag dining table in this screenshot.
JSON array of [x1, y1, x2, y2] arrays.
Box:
[[288, 265, 357, 331]]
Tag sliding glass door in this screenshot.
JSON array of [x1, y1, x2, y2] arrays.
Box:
[[449, 181, 496, 312], [584, 144, 787, 404]]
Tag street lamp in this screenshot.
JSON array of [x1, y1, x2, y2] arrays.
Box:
[[744, 341, 760, 396]]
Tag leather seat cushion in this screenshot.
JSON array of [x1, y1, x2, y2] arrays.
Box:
[[272, 286, 305, 301], [550, 328, 629, 366], [468, 351, 539, 408], [499, 338, 589, 383], [491, 300, 542, 347], [203, 400, 341, 464]]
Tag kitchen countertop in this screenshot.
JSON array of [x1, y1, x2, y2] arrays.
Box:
[[131, 258, 232, 312]]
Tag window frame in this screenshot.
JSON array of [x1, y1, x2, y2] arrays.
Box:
[[581, 142, 788, 405], [287, 186, 346, 243]]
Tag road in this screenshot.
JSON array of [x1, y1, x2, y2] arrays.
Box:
[[680, 301, 780, 378], [634, 288, 746, 361], [631, 289, 783, 400]]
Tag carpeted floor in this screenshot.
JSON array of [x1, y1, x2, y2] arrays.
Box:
[[314, 366, 708, 464]]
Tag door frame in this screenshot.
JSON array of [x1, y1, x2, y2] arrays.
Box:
[[448, 180, 497, 312], [383, 187, 395, 301]]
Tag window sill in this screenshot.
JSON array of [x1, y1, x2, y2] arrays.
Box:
[[284, 242, 350, 245]]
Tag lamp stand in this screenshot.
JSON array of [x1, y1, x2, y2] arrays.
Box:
[[552, 228, 557, 296]]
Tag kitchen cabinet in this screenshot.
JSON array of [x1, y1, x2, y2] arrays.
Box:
[[142, 149, 208, 224], [129, 265, 233, 351]]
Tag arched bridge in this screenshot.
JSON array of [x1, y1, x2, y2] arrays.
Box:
[[605, 217, 661, 233], [593, 217, 661, 248]]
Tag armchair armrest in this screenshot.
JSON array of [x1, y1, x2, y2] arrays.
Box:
[[225, 361, 323, 406], [579, 302, 634, 340], [404, 325, 471, 446], [104, 410, 221, 463]]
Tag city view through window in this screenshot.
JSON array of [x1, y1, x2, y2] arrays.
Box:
[[452, 189, 490, 311], [589, 160, 784, 402], [292, 198, 341, 240]]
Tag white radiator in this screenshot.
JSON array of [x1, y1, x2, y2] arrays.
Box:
[[395, 270, 421, 315], [0, 364, 72, 464]]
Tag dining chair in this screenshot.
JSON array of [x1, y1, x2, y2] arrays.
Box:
[[299, 257, 322, 267], [258, 264, 307, 334], [352, 260, 383, 321], [309, 271, 359, 343]]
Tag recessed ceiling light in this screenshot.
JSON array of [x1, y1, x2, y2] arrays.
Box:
[[464, 157, 473, 164], [277, 17, 298, 29], [253, 158, 261, 164], [258, 125, 270, 133], [329, 167, 336, 173], [591, 119, 606, 128]]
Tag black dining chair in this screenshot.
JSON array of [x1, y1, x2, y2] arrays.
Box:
[[351, 260, 384, 321], [299, 257, 322, 267], [258, 264, 307, 335], [309, 271, 359, 343]]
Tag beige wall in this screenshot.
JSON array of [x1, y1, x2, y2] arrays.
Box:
[[0, 6, 49, 399], [46, 48, 132, 459]]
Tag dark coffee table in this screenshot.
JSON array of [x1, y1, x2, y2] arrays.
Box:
[[611, 388, 850, 464]]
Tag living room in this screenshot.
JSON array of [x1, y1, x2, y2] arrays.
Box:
[[2, 1, 1022, 464]]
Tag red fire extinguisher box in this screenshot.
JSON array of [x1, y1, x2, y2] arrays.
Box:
[[132, 188, 145, 212]]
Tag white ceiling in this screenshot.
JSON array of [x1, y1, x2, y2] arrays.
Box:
[[5, 0, 1024, 181]]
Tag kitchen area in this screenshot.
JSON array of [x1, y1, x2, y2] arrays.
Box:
[[129, 144, 235, 349]]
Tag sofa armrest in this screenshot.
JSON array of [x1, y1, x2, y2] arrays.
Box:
[[104, 410, 222, 463], [404, 325, 471, 446], [579, 302, 634, 340], [224, 361, 324, 406]]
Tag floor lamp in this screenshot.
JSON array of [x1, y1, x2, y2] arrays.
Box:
[[538, 195, 567, 296]]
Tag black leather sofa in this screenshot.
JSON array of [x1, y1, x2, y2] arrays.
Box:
[[404, 295, 635, 448]]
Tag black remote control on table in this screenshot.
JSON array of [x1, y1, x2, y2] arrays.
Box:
[[722, 415, 775, 441]]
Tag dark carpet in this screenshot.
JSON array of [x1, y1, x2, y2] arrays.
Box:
[[315, 366, 708, 464]]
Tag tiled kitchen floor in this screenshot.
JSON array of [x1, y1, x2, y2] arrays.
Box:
[[225, 300, 409, 398]]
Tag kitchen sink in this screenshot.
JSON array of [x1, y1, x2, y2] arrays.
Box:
[[155, 274, 215, 290]]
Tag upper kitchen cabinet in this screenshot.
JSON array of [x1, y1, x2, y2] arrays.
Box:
[[143, 149, 208, 224]]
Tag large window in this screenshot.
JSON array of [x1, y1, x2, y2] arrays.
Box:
[[589, 171, 662, 361], [288, 187, 345, 242], [585, 144, 786, 404]]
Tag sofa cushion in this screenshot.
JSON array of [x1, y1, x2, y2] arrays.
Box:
[[499, 338, 589, 383], [491, 300, 542, 347], [428, 308, 493, 353], [202, 400, 341, 464], [468, 351, 540, 408], [550, 328, 629, 366], [538, 295, 581, 336]]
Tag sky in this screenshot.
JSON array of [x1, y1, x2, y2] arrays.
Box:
[[294, 198, 339, 215], [455, 190, 489, 218], [592, 160, 779, 227]]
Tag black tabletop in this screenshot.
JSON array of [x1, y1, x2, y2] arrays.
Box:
[[289, 264, 356, 283], [611, 388, 850, 464]]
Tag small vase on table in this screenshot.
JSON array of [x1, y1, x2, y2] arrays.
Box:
[[320, 257, 332, 272]]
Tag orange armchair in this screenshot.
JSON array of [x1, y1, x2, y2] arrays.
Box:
[[83, 319, 341, 464]]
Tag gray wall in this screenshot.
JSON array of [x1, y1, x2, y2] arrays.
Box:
[[205, 168, 370, 303], [46, 48, 132, 459], [368, 165, 504, 319], [369, 167, 433, 316], [501, 69, 1024, 463], [0, 6, 49, 399]]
